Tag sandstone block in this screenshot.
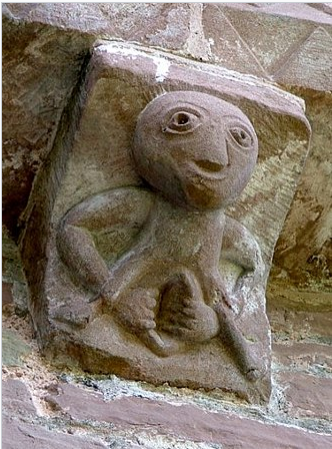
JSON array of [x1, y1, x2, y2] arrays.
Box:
[[277, 372, 332, 421], [2, 329, 31, 367], [46, 382, 332, 449], [19, 42, 310, 403], [2, 379, 36, 416], [201, 3, 332, 290], [2, 417, 107, 449]]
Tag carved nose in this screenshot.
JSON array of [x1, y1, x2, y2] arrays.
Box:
[[194, 138, 229, 173]]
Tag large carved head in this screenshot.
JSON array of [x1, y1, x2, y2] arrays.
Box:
[[133, 91, 258, 210]]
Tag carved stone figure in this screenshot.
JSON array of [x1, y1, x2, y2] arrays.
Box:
[[17, 42, 313, 404], [18, 42, 312, 403], [56, 91, 266, 381]]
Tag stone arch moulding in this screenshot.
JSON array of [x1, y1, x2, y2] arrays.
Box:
[[19, 42, 311, 404]]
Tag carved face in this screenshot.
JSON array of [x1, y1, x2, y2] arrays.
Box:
[[133, 91, 258, 209]]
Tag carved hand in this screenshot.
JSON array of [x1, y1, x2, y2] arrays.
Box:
[[159, 270, 220, 342], [162, 297, 220, 342], [112, 287, 158, 332]]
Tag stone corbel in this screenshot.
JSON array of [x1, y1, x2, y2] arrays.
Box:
[[19, 42, 311, 404]]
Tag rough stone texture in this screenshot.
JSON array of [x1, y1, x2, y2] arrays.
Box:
[[273, 342, 332, 371], [201, 3, 332, 290], [272, 341, 332, 422], [2, 379, 37, 416], [19, 42, 313, 403], [2, 230, 29, 315], [3, 2, 331, 292], [268, 292, 332, 342], [267, 280, 332, 314], [202, 3, 332, 83], [2, 301, 331, 449], [2, 10, 92, 239], [2, 328, 32, 367], [2, 3, 332, 448], [2, 282, 13, 306], [45, 382, 332, 449], [277, 372, 332, 420], [2, 417, 108, 449], [6, 3, 191, 50], [273, 28, 332, 91], [2, 2, 191, 239], [271, 92, 332, 288]]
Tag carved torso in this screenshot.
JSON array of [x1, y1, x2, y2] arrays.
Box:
[[57, 91, 266, 379]]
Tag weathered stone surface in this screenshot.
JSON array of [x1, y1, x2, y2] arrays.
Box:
[[219, 3, 332, 26], [2, 328, 31, 367], [273, 27, 332, 91], [273, 341, 332, 422], [19, 42, 312, 402], [2, 3, 192, 239], [2, 230, 29, 314], [2, 417, 108, 449], [6, 3, 191, 50], [2, 282, 13, 306], [273, 341, 332, 371], [46, 382, 332, 449], [2, 10, 93, 238], [201, 3, 332, 291], [2, 379, 36, 416], [203, 3, 332, 81], [3, 2, 330, 297], [202, 5, 269, 77], [277, 372, 332, 421], [271, 92, 332, 288], [267, 281, 332, 313], [268, 295, 332, 341], [2, 4, 331, 447]]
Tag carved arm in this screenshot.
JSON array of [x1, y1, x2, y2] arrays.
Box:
[[56, 187, 153, 299], [222, 215, 265, 293]]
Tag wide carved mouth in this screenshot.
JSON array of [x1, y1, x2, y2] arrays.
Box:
[[193, 159, 225, 173]]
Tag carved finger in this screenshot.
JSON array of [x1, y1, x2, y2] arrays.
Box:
[[182, 295, 204, 308], [137, 319, 156, 330], [182, 307, 197, 319], [143, 309, 155, 320], [182, 318, 199, 330], [163, 324, 192, 340], [162, 324, 182, 334], [145, 296, 157, 309], [172, 316, 197, 330]]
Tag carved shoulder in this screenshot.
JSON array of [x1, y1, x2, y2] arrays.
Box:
[[222, 215, 264, 277], [60, 187, 155, 231]]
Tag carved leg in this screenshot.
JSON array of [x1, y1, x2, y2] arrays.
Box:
[[200, 272, 266, 381], [214, 301, 266, 381]]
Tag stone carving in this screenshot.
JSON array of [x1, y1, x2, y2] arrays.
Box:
[[18, 43, 311, 403], [56, 91, 265, 381]]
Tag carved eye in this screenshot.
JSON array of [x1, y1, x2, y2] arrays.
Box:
[[228, 126, 254, 149], [162, 110, 201, 134]]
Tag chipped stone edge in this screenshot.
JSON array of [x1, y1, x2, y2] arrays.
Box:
[[94, 40, 307, 114]]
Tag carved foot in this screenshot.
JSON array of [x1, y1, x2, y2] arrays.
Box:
[[159, 270, 220, 342]]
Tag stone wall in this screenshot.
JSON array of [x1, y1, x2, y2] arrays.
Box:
[[2, 3, 332, 448]]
